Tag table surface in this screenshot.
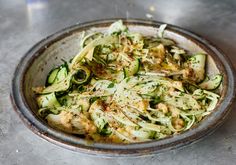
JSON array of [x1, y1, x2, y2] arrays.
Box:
[[1, 0, 236, 164]]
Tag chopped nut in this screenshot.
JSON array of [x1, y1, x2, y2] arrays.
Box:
[[183, 68, 194, 79], [168, 87, 175, 94], [156, 103, 168, 114], [175, 124, 183, 130], [168, 105, 180, 117], [173, 118, 184, 130], [137, 100, 149, 111], [60, 111, 73, 129]]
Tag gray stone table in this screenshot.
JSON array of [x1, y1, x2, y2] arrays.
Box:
[[1, 0, 236, 164]]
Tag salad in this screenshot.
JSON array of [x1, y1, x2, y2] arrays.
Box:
[[33, 20, 222, 143]]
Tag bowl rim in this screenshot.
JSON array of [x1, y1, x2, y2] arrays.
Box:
[[10, 18, 236, 157]]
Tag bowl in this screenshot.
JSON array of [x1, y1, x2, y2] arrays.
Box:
[[11, 19, 235, 157]]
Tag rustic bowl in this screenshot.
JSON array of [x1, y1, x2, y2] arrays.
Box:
[[11, 19, 235, 157]]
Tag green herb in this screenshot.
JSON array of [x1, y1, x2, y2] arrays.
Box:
[[99, 123, 112, 136], [77, 86, 86, 93], [90, 97, 99, 104], [149, 131, 157, 139], [107, 82, 115, 88], [149, 96, 161, 108]]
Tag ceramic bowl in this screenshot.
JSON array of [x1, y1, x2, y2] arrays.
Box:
[[11, 19, 235, 157]]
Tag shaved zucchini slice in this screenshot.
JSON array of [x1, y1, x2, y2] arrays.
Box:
[[81, 32, 103, 48], [108, 20, 127, 35], [71, 35, 119, 70], [37, 92, 61, 108], [46, 63, 68, 86], [41, 73, 73, 94], [55, 67, 68, 83], [89, 101, 112, 135], [188, 54, 206, 82], [72, 66, 91, 85], [123, 58, 140, 78], [46, 68, 60, 86], [198, 74, 222, 90], [40, 66, 90, 94]]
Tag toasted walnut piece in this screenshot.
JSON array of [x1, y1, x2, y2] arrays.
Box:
[[168, 87, 175, 94], [79, 114, 97, 134], [156, 103, 168, 114], [175, 124, 183, 130], [60, 111, 73, 130], [137, 100, 149, 111], [149, 44, 165, 60], [168, 106, 180, 117], [183, 68, 194, 80], [173, 118, 184, 130]]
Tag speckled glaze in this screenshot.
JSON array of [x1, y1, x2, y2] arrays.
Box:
[[11, 19, 235, 157]]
